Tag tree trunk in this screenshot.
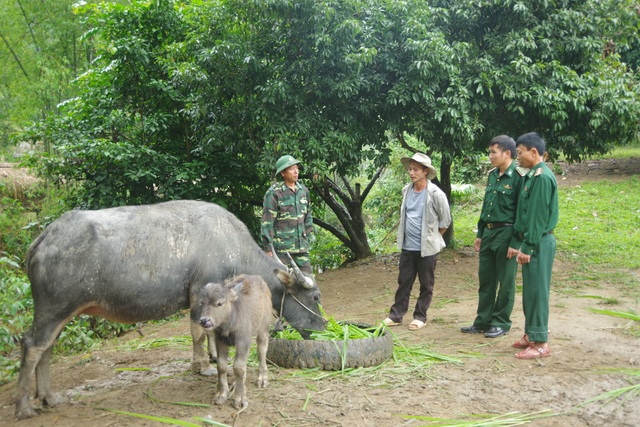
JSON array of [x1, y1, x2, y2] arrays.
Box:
[[437, 157, 454, 246], [311, 167, 384, 260]]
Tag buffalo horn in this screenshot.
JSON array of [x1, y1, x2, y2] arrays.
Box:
[[270, 244, 289, 270], [286, 252, 315, 289]]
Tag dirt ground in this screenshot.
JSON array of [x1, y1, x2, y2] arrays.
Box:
[[0, 158, 639, 427]]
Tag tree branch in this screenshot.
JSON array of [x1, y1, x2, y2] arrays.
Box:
[[312, 217, 351, 248], [0, 32, 30, 80], [17, 0, 40, 53], [361, 165, 384, 201], [323, 176, 353, 211]]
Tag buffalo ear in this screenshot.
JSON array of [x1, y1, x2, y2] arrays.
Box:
[[274, 268, 295, 292], [228, 281, 243, 302]]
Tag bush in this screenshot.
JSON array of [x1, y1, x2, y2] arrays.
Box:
[[0, 255, 33, 384]]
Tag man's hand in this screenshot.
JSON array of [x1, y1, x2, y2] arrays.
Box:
[[517, 252, 531, 264]]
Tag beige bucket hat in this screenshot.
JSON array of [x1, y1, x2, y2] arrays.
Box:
[[400, 152, 437, 180]]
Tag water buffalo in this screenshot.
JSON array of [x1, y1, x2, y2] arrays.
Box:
[[15, 200, 325, 419], [195, 275, 273, 410]]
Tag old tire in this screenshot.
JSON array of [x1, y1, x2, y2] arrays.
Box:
[[267, 328, 393, 370]]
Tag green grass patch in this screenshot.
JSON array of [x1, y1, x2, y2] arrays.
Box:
[[598, 145, 640, 159], [557, 177, 640, 269]]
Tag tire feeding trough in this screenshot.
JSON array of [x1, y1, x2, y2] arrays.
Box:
[[267, 321, 394, 370]]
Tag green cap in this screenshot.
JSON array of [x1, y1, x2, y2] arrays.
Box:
[[275, 155, 301, 175]]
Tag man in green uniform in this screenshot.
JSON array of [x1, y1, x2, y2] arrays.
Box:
[[461, 135, 527, 338], [508, 132, 558, 359], [261, 155, 314, 274]]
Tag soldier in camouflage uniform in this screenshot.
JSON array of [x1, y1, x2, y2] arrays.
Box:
[[461, 135, 527, 339], [261, 155, 314, 274]]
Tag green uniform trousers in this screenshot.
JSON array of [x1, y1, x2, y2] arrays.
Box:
[[474, 227, 517, 330], [522, 233, 556, 343]]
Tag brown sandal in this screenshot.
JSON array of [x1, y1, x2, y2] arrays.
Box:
[[512, 334, 530, 349], [515, 345, 551, 359]]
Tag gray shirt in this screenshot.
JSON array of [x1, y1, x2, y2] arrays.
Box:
[[402, 188, 426, 250], [397, 182, 452, 257]]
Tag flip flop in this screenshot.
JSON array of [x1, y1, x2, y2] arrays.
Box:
[[515, 345, 551, 359], [382, 318, 401, 327], [408, 319, 426, 331]]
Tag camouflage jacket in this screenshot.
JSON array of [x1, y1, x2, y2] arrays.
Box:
[[261, 181, 313, 254]]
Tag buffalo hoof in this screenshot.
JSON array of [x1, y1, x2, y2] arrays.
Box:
[[44, 393, 67, 408], [16, 408, 39, 420], [232, 399, 248, 410], [191, 361, 217, 376], [257, 377, 268, 388], [214, 394, 227, 406], [199, 366, 218, 376], [15, 406, 39, 420]]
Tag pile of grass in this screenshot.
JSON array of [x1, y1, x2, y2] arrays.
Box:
[[272, 315, 384, 341]]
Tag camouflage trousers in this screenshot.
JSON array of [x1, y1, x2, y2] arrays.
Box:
[[275, 251, 312, 275]]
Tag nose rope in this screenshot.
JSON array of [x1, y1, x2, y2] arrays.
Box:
[[278, 291, 326, 322]]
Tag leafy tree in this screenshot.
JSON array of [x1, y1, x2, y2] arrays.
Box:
[[23, 1, 259, 218], [0, 0, 95, 143], [21, 0, 640, 261]]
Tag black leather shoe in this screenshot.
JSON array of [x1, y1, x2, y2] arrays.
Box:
[[460, 325, 487, 334], [484, 326, 507, 338]]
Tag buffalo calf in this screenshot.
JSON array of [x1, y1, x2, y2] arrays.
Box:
[[194, 274, 274, 410]]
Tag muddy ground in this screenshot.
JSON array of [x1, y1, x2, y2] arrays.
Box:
[[1, 158, 639, 427]]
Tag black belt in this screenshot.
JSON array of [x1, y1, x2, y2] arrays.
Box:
[[485, 223, 513, 229]]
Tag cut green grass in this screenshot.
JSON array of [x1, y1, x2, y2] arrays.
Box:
[[578, 368, 640, 408], [284, 330, 464, 384], [400, 409, 558, 426], [588, 308, 640, 322], [114, 336, 193, 352], [272, 316, 385, 341], [99, 408, 231, 426]]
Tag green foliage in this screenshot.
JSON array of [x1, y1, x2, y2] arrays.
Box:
[[0, 0, 95, 137], [54, 315, 134, 356], [311, 228, 352, 272], [0, 257, 32, 383], [13, 0, 640, 259], [0, 198, 36, 257], [452, 155, 490, 184]]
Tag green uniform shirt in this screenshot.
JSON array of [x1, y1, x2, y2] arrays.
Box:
[[513, 162, 559, 256], [477, 162, 527, 239], [261, 181, 313, 254]]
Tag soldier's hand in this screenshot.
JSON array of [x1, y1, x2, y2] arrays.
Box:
[[517, 252, 531, 264], [507, 247, 519, 259], [474, 238, 481, 252]]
